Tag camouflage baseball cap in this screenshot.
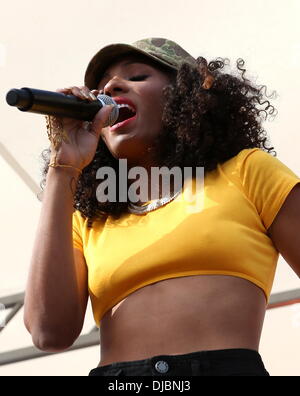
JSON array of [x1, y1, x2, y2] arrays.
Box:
[[84, 37, 197, 89]]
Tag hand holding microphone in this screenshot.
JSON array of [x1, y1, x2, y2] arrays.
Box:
[[6, 86, 119, 172], [6, 86, 119, 125]]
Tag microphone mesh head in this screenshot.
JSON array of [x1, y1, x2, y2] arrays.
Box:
[[97, 94, 119, 127]]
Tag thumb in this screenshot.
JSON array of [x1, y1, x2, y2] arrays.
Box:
[[92, 105, 115, 136]]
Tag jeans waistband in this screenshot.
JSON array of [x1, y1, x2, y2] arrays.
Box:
[[89, 348, 268, 376]]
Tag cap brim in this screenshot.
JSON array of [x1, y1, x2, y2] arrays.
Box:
[[84, 43, 178, 89]]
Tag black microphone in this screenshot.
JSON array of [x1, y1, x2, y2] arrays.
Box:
[[6, 87, 119, 127]]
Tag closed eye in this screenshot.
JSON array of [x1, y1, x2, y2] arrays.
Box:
[[129, 75, 149, 81]]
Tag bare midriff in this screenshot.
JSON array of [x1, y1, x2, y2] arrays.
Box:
[[98, 274, 267, 367]]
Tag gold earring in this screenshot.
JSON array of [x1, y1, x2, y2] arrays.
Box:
[[202, 74, 215, 90]]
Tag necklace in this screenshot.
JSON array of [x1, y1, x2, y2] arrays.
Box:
[[128, 188, 182, 215]]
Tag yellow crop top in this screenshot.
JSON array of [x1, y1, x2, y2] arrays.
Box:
[[72, 148, 300, 327]]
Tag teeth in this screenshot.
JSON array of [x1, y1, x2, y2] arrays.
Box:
[[117, 103, 136, 113]]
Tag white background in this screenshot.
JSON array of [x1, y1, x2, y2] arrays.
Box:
[[0, 0, 300, 376]]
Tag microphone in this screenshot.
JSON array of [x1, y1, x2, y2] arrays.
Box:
[[5, 87, 119, 127]]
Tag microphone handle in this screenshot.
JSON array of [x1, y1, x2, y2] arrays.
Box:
[[6, 87, 106, 121]]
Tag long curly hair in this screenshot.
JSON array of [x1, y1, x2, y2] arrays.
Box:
[[38, 55, 277, 227]]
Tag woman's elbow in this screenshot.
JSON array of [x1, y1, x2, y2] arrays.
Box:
[[32, 333, 75, 352], [24, 322, 79, 352]]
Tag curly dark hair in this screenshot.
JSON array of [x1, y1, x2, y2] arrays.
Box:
[[38, 55, 277, 227]]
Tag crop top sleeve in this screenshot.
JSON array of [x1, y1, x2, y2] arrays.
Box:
[[238, 148, 300, 230]]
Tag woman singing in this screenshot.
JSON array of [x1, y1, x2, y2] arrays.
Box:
[[24, 38, 300, 376]]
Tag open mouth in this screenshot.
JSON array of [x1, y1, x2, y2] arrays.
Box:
[[116, 104, 137, 124], [110, 104, 137, 131]]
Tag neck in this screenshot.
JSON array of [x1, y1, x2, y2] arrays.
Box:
[[127, 159, 176, 206]]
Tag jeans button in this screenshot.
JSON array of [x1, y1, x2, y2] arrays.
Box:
[[155, 360, 169, 374]]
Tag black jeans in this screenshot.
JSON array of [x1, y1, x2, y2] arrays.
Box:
[[89, 348, 270, 376]]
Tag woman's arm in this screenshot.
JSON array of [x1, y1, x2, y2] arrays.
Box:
[[24, 85, 113, 352], [267, 183, 300, 278], [23, 167, 88, 352]]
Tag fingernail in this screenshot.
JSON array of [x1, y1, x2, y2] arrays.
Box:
[[89, 93, 97, 100]]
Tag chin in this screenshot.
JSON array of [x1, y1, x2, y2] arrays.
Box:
[[104, 134, 146, 160], [103, 142, 137, 164]]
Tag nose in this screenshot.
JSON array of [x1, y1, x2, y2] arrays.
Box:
[[103, 76, 129, 97]]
